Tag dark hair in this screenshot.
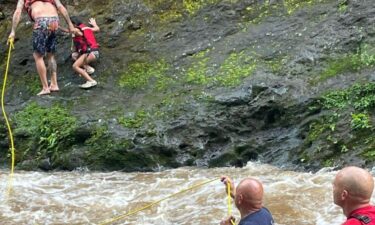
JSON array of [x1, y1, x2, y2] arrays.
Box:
[[70, 16, 83, 26]]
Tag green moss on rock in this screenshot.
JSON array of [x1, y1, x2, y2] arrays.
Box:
[[302, 83, 375, 165], [215, 51, 256, 86], [14, 102, 77, 161], [185, 49, 256, 86], [119, 60, 170, 90], [119, 110, 148, 129], [313, 44, 375, 84], [319, 82, 375, 111]]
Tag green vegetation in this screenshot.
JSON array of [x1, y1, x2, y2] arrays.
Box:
[[314, 44, 375, 84], [157, 10, 182, 23], [307, 113, 338, 143], [319, 83, 375, 112], [146, 0, 326, 23], [85, 125, 132, 154], [363, 150, 375, 160], [317, 55, 359, 83], [239, 4, 272, 26], [119, 110, 148, 128], [283, 0, 326, 15], [240, 0, 330, 27], [303, 83, 375, 164], [264, 56, 288, 74], [338, 0, 348, 13], [318, 83, 375, 131], [183, 0, 235, 15], [1, 71, 39, 95], [183, 0, 215, 15], [186, 50, 256, 86], [323, 158, 334, 167], [119, 60, 171, 90], [143, 0, 182, 24], [14, 102, 77, 160], [351, 113, 371, 130], [19, 75, 42, 94], [362, 136, 375, 160], [84, 124, 152, 171], [144, 0, 238, 23], [215, 51, 256, 86], [186, 50, 211, 85]]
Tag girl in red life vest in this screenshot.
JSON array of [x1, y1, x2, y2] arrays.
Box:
[[70, 16, 100, 89]]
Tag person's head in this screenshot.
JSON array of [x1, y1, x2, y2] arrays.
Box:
[[235, 178, 264, 212], [333, 166, 374, 214], [70, 16, 83, 26]]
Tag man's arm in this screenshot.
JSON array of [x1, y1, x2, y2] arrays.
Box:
[[54, 0, 74, 32], [58, 26, 70, 33], [8, 0, 24, 40]]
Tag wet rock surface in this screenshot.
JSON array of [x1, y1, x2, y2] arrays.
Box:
[[0, 0, 375, 172]]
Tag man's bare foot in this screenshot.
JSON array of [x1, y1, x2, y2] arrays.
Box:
[[37, 89, 51, 96], [49, 85, 60, 92]]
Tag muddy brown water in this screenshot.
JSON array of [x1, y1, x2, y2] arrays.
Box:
[[1, 162, 369, 225]]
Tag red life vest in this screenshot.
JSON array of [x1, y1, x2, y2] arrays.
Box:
[[24, 0, 56, 20], [73, 24, 99, 54]]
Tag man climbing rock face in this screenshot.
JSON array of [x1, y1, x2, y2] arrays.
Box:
[[8, 0, 75, 96]]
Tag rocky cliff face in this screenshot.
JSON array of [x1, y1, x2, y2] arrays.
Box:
[[0, 0, 374, 171]]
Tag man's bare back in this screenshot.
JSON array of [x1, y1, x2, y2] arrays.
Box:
[[30, 1, 58, 18]]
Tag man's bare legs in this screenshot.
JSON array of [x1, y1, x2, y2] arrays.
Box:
[[33, 52, 50, 96], [47, 53, 59, 91]]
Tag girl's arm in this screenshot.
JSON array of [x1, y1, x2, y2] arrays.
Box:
[[88, 18, 100, 32]]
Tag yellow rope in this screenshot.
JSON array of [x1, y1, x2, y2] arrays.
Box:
[[98, 177, 219, 225], [227, 182, 236, 225], [227, 183, 232, 214], [2, 38, 16, 196]]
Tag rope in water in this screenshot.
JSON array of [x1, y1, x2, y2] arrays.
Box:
[[1, 39, 16, 197], [98, 177, 220, 225]]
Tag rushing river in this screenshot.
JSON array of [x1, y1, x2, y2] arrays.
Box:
[[0, 162, 368, 225]]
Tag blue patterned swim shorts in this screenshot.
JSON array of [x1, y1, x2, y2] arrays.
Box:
[[32, 17, 59, 55]]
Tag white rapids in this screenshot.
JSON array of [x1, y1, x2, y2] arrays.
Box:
[[1, 162, 370, 225]]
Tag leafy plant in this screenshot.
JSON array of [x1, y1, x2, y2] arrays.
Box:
[[319, 83, 375, 111], [338, 0, 348, 13], [351, 113, 371, 130], [14, 102, 77, 159], [119, 110, 148, 128]]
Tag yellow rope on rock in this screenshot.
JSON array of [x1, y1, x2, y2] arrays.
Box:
[[98, 177, 219, 225], [1, 38, 16, 196]]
